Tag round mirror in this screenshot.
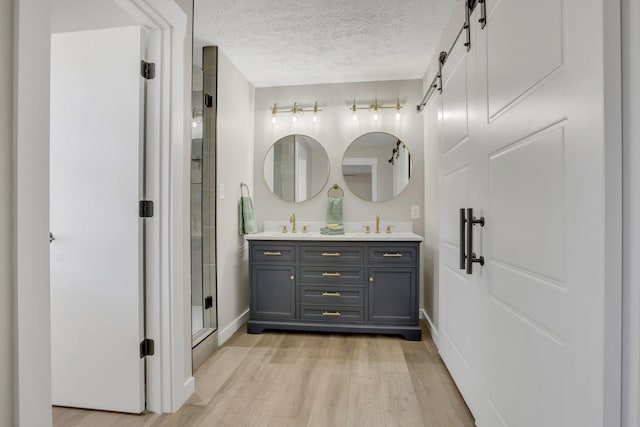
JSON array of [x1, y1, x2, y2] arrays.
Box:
[[264, 134, 330, 202], [342, 132, 412, 202]]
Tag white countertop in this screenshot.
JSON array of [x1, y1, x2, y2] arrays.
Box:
[[245, 231, 423, 242], [246, 221, 423, 242]]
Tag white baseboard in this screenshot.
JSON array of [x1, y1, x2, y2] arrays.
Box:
[[218, 308, 250, 346], [420, 308, 439, 346], [172, 376, 195, 412]]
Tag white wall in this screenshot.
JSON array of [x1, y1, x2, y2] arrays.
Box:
[[422, 91, 440, 333], [216, 51, 255, 342], [0, 0, 13, 425], [254, 80, 425, 231], [13, 0, 52, 425], [421, 0, 465, 332], [178, 0, 194, 403], [51, 0, 137, 33], [622, 0, 640, 424]]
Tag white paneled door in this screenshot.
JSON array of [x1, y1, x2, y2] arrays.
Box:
[[50, 26, 147, 413], [438, 1, 621, 426], [437, 25, 483, 416]]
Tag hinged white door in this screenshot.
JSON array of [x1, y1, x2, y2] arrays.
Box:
[[50, 26, 147, 413]]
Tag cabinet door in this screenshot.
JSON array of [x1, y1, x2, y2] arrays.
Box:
[[250, 265, 296, 320], [367, 268, 417, 324]]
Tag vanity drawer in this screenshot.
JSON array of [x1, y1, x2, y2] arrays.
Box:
[[299, 266, 365, 284], [251, 243, 295, 263], [299, 285, 364, 305], [368, 245, 418, 264], [300, 305, 364, 322], [299, 245, 364, 264]]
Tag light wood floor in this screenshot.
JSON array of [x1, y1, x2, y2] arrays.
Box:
[[53, 322, 475, 427]]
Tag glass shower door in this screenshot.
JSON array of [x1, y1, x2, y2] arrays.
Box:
[[191, 64, 217, 346]]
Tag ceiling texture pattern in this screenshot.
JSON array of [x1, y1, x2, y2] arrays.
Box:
[[194, 0, 457, 87]]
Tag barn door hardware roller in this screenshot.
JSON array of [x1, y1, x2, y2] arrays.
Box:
[[478, 0, 487, 29], [464, 0, 472, 51], [459, 208, 485, 274]]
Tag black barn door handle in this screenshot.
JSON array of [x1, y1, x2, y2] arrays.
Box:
[[465, 208, 485, 274], [459, 209, 467, 270]]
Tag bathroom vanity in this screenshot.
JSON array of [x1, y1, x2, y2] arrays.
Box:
[[245, 229, 423, 340]]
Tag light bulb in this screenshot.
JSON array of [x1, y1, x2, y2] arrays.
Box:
[[292, 114, 297, 124], [272, 115, 276, 125], [373, 111, 379, 121], [352, 112, 358, 122], [395, 111, 401, 121], [313, 113, 318, 123], [192, 120, 198, 128]]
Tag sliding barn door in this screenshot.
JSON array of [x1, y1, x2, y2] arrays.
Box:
[[50, 26, 147, 413], [438, 1, 621, 426]]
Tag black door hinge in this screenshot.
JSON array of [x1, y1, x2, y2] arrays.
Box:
[[140, 338, 155, 358], [204, 93, 213, 108], [141, 60, 156, 80], [204, 296, 213, 310], [139, 200, 154, 218]]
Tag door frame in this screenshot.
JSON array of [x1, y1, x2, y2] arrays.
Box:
[[116, 0, 193, 412], [13, 0, 192, 422]]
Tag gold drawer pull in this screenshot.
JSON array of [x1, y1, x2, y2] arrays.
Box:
[[322, 311, 341, 317], [322, 291, 341, 297], [383, 253, 403, 257], [322, 272, 341, 277], [263, 251, 282, 256], [321, 252, 341, 257]]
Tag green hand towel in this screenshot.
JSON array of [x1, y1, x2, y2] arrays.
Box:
[[238, 196, 257, 235], [326, 197, 344, 227], [320, 225, 344, 235]]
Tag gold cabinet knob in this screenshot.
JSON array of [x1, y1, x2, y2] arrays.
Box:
[[369, 277, 374, 283]]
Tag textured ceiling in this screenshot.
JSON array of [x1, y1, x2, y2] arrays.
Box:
[[194, 0, 457, 88]]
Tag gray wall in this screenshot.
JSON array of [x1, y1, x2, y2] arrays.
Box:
[[0, 0, 13, 425]]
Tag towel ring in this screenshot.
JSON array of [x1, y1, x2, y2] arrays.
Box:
[[327, 184, 344, 198], [240, 182, 250, 197]]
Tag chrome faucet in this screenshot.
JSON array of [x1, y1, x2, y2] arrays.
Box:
[[290, 212, 297, 233], [375, 213, 381, 234]]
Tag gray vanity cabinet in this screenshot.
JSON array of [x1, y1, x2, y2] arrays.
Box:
[[367, 244, 418, 324], [250, 265, 296, 319], [368, 268, 417, 323], [249, 244, 296, 320], [247, 240, 421, 340]]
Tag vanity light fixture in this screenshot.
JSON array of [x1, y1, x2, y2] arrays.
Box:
[[349, 98, 404, 122], [270, 101, 321, 125]]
